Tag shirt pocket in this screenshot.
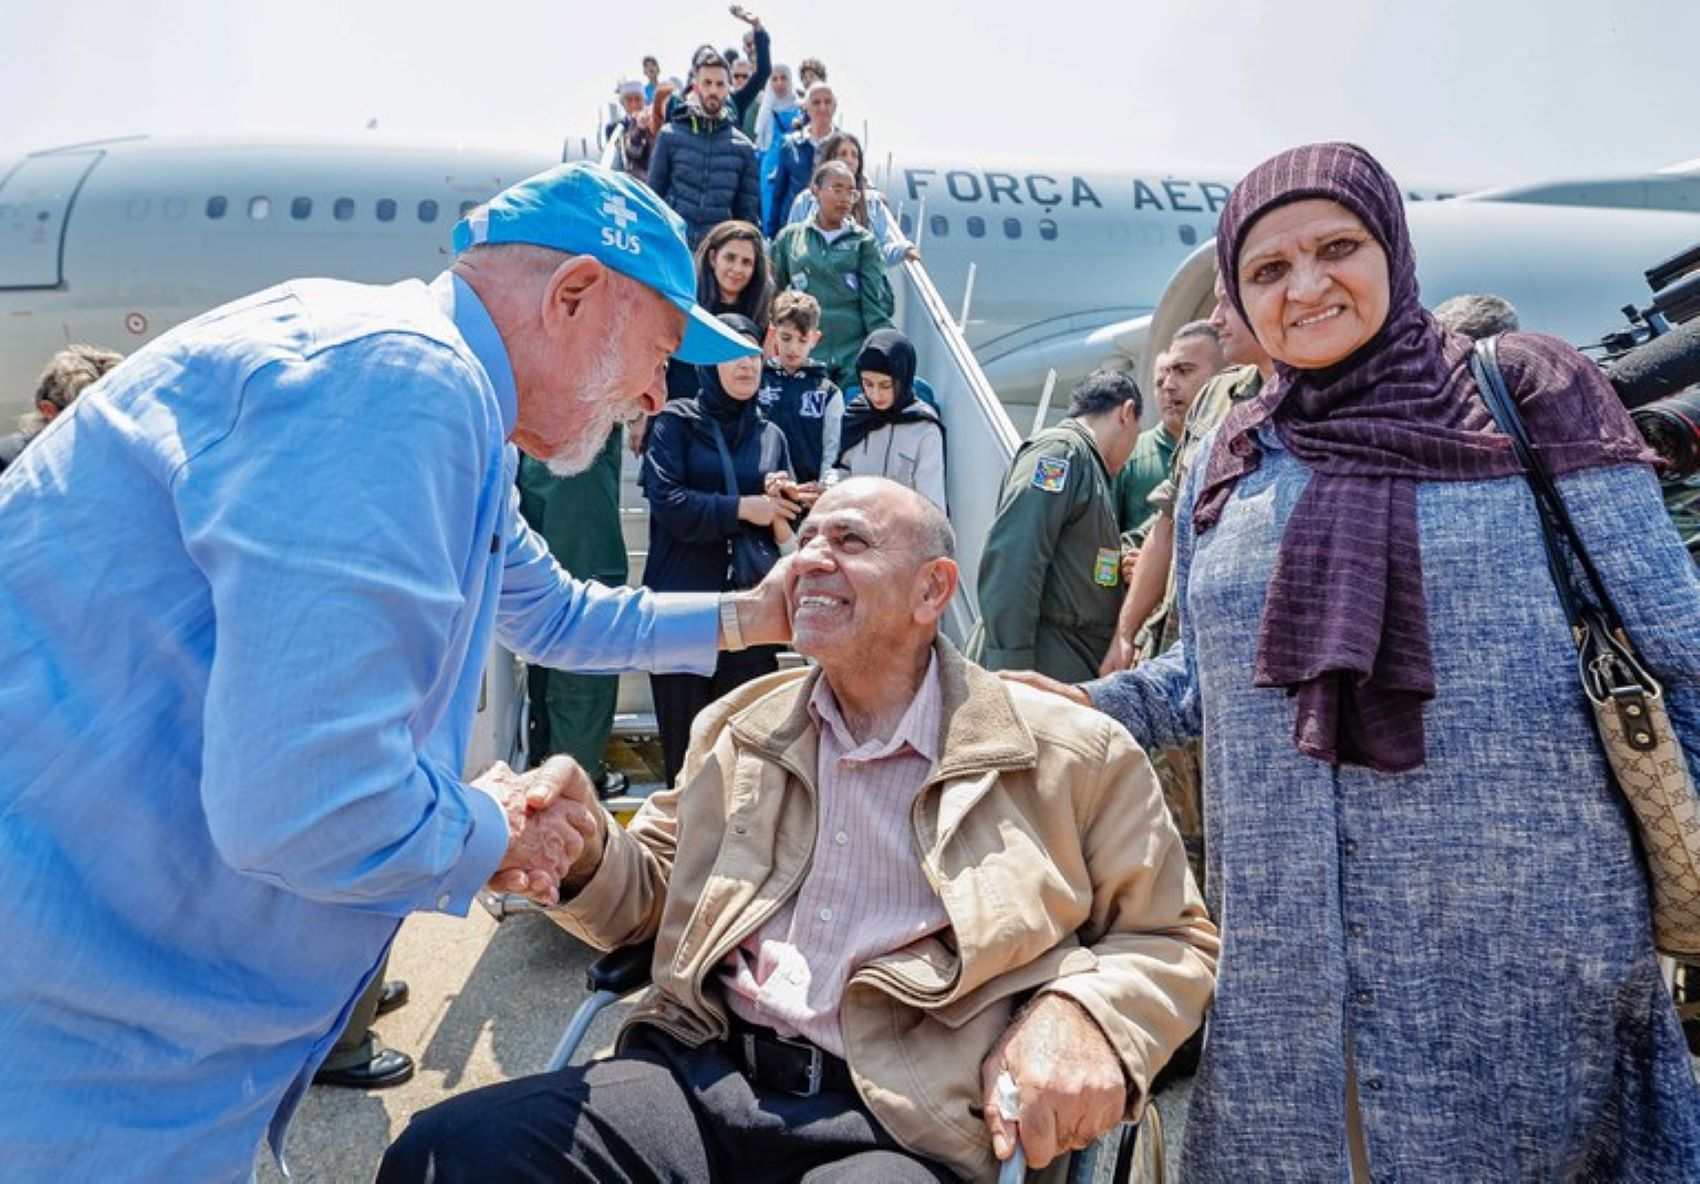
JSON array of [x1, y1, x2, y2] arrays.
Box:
[[891, 447, 920, 487]]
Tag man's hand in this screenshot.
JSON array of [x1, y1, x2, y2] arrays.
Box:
[[981, 995, 1129, 1168], [479, 756, 607, 904], [1098, 635, 1137, 677], [998, 669, 1091, 708], [726, 559, 793, 648], [1118, 545, 1140, 585], [729, 3, 761, 27]]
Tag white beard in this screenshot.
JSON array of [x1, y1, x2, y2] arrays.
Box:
[[544, 310, 633, 476]]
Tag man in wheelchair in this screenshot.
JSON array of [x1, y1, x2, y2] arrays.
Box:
[[380, 477, 1218, 1183]]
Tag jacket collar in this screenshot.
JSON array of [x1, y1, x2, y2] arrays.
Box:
[[728, 636, 1036, 790], [1058, 416, 1112, 483]]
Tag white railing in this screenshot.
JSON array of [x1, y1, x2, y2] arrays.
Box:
[[889, 257, 1020, 641]]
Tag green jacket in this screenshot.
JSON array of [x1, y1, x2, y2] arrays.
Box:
[[967, 418, 1123, 681], [770, 219, 894, 384], [1109, 424, 1177, 540]]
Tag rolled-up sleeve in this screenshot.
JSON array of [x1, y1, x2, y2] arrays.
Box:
[[495, 477, 719, 677], [175, 339, 513, 914]]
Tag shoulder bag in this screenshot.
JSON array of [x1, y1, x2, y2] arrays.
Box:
[[705, 419, 781, 591], [1472, 336, 1700, 957]]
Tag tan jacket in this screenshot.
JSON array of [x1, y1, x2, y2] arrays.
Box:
[[552, 639, 1218, 1182]]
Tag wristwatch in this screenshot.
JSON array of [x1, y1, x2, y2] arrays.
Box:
[[719, 595, 746, 652]]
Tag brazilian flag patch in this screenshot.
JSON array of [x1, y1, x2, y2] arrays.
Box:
[[1032, 457, 1069, 492]]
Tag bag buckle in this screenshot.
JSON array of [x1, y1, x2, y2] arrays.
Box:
[[1607, 684, 1659, 752]]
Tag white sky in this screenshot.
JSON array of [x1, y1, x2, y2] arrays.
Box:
[[3, 0, 1695, 187]]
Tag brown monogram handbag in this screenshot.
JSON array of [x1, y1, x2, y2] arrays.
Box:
[[1473, 337, 1700, 957]]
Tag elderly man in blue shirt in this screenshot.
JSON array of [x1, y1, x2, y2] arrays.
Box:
[[0, 164, 788, 1181]]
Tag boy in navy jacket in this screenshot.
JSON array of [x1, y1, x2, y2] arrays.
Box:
[[756, 290, 843, 483]]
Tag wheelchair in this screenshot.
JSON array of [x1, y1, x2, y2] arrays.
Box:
[[544, 937, 1165, 1184]]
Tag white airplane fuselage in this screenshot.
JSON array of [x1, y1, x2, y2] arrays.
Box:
[[2, 135, 1698, 424]]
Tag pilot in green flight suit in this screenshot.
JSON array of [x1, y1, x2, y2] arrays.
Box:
[[967, 371, 1144, 682]]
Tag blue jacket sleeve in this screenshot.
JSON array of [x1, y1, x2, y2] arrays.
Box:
[[735, 141, 762, 227], [648, 126, 675, 205], [641, 412, 743, 544], [174, 341, 510, 915], [1082, 430, 1209, 749], [732, 26, 771, 117], [766, 139, 800, 238]]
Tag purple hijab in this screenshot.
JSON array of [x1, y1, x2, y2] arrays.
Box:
[[1194, 142, 1653, 773]]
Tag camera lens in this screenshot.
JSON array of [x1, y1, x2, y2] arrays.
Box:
[[1632, 388, 1700, 480]]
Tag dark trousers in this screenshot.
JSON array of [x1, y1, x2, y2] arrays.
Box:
[[377, 1026, 957, 1183], [651, 646, 779, 786], [516, 433, 627, 781], [321, 951, 390, 1070]]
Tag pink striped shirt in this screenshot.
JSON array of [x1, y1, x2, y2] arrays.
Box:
[[720, 656, 949, 1057]]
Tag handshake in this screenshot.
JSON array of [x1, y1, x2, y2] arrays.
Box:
[[477, 756, 608, 906]]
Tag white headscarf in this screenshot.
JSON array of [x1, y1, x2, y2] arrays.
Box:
[[754, 66, 800, 151]]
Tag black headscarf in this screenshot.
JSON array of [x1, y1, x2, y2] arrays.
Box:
[[837, 329, 943, 460], [1194, 142, 1654, 773], [687, 313, 764, 448]]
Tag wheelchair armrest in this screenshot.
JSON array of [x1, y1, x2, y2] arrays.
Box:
[[586, 938, 657, 996]]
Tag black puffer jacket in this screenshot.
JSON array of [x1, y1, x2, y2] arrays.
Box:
[[646, 106, 762, 246]]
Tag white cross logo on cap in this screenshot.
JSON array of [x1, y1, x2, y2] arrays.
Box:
[[603, 195, 638, 230]]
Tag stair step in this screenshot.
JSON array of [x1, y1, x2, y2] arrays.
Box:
[[602, 781, 667, 820], [612, 711, 658, 737]]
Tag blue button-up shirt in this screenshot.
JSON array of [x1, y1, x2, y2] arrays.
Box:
[[0, 273, 719, 1180]]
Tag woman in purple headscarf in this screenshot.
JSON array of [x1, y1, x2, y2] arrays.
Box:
[[1024, 143, 1700, 1178]]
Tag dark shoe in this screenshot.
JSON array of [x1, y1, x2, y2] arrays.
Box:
[[314, 1047, 415, 1090], [595, 770, 629, 800], [376, 979, 410, 1017]]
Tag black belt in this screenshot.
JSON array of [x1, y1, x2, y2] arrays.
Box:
[[726, 1015, 855, 1098]]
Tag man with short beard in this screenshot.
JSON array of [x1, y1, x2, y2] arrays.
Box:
[[0, 163, 791, 1182], [646, 48, 762, 247]]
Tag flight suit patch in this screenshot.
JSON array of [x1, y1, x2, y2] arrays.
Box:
[[1032, 457, 1069, 492], [1094, 548, 1120, 587]]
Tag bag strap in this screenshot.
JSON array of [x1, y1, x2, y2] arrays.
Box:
[[704, 419, 742, 499], [1469, 336, 1627, 636]]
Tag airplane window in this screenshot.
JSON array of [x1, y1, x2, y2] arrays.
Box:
[[418, 199, 439, 223], [334, 198, 356, 222], [291, 197, 313, 221], [1179, 225, 1198, 246], [966, 216, 985, 239], [929, 214, 949, 239], [1038, 218, 1058, 241], [899, 212, 914, 237], [1003, 218, 1022, 240], [458, 200, 478, 217], [206, 196, 228, 220], [376, 199, 397, 223], [249, 196, 272, 221]]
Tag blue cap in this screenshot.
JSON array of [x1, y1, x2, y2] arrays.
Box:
[[452, 162, 759, 365]]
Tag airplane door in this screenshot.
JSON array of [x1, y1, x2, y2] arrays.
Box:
[[0, 151, 102, 289]]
